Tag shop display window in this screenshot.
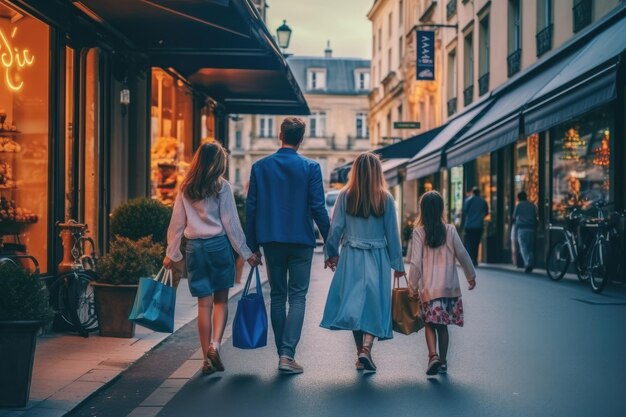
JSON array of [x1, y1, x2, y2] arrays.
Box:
[[477, 154, 491, 222], [0, 6, 50, 271], [514, 134, 539, 204], [551, 106, 612, 220], [151, 68, 194, 205], [450, 166, 464, 227]]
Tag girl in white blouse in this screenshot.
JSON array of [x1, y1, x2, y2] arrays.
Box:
[[164, 142, 260, 375]]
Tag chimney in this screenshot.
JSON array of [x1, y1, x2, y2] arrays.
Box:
[[324, 40, 332, 58]]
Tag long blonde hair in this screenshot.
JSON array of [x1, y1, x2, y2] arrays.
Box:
[[344, 152, 388, 218], [181, 142, 227, 201]]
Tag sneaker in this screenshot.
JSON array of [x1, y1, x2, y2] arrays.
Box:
[[426, 354, 442, 376], [278, 357, 304, 374], [438, 361, 447, 374], [202, 360, 216, 375], [207, 346, 224, 372], [357, 346, 377, 372]]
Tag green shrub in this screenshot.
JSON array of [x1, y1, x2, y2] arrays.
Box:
[[110, 198, 172, 245], [0, 262, 54, 322], [96, 236, 163, 285]]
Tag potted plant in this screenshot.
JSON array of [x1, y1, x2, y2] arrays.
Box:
[[0, 262, 54, 408], [110, 197, 172, 245], [93, 236, 163, 338]]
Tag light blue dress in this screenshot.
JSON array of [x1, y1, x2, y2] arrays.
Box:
[[320, 192, 404, 340]]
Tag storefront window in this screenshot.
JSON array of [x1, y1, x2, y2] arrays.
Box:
[[450, 166, 464, 227], [551, 106, 613, 220], [151, 69, 194, 205], [477, 154, 491, 222], [0, 6, 50, 271], [515, 133, 539, 204], [83, 49, 100, 247]]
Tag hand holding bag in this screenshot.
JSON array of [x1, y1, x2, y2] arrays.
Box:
[[232, 266, 268, 349], [128, 268, 177, 333], [392, 275, 424, 335]]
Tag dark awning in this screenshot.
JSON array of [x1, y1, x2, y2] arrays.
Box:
[[406, 98, 491, 180], [72, 0, 309, 114], [444, 6, 626, 167]]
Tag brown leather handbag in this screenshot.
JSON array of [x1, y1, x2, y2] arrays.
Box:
[[392, 275, 424, 335]]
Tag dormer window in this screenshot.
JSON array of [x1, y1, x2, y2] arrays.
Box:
[[355, 70, 371, 90], [307, 68, 326, 90]]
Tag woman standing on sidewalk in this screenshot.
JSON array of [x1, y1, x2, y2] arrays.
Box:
[[321, 152, 405, 372], [408, 191, 476, 376], [164, 142, 260, 375]]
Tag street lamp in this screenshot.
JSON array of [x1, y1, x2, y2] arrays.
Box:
[[276, 19, 292, 53]]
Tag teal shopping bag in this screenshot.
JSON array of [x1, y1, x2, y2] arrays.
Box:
[[232, 266, 267, 349], [129, 268, 176, 333]]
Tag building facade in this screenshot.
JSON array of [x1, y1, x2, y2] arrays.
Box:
[[229, 48, 371, 193], [368, 0, 443, 148], [391, 0, 626, 267]]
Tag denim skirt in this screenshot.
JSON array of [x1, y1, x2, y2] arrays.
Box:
[[185, 235, 235, 298]]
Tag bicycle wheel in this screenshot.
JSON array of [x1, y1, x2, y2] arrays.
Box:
[[588, 238, 610, 294], [546, 241, 570, 281], [51, 271, 99, 333]]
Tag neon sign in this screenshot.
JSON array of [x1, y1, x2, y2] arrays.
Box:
[[0, 27, 35, 92]]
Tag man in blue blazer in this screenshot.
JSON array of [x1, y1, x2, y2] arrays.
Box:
[[246, 117, 330, 374]]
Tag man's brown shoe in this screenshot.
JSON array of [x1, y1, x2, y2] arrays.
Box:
[[207, 346, 225, 372]]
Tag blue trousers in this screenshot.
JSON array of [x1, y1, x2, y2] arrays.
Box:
[[517, 228, 535, 268], [262, 243, 314, 359]]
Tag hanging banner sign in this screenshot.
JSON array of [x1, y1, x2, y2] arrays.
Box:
[[416, 30, 435, 81]]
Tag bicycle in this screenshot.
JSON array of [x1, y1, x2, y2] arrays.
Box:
[[48, 221, 99, 337], [546, 207, 592, 282], [585, 209, 623, 293]]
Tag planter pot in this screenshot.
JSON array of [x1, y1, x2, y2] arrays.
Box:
[[0, 320, 42, 408], [92, 283, 138, 338]]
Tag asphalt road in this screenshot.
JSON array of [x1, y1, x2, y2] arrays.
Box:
[[78, 253, 626, 417]]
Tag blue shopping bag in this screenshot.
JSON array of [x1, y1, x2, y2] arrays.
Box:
[[232, 266, 267, 349], [128, 268, 176, 333]]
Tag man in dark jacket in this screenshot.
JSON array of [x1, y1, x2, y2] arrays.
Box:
[[461, 186, 489, 266], [513, 191, 538, 273], [246, 117, 330, 374]]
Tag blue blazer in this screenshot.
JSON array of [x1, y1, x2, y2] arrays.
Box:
[[245, 148, 330, 252]]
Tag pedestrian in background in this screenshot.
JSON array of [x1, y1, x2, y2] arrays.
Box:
[[461, 186, 489, 266], [409, 191, 476, 376], [246, 117, 330, 374], [513, 191, 538, 273], [164, 142, 261, 375], [321, 152, 405, 373]]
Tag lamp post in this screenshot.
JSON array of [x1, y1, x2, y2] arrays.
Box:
[[276, 19, 292, 55]]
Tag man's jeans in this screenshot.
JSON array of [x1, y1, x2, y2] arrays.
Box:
[[517, 228, 535, 268], [262, 243, 314, 359]]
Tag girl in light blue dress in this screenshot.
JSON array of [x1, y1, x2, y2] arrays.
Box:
[[321, 152, 405, 372]]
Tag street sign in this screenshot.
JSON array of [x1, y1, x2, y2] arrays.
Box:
[[416, 30, 435, 80], [393, 121, 421, 129]]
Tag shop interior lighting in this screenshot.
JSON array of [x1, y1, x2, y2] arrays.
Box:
[[592, 130, 610, 167]]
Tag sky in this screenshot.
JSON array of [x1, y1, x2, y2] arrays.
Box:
[[265, 0, 372, 59]]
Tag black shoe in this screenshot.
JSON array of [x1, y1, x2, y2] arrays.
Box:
[[524, 266, 533, 273]]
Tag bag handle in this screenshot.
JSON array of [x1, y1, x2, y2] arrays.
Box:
[[155, 267, 173, 287], [243, 266, 261, 296], [393, 273, 409, 289]]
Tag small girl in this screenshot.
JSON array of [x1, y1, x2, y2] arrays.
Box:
[[164, 142, 259, 375], [408, 191, 476, 376]]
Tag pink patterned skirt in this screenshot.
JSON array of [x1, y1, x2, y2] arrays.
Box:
[[421, 297, 464, 326]]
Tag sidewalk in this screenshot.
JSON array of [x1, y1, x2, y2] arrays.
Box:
[[1, 267, 269, 417]]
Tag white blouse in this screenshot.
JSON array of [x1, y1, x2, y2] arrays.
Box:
[[165, 180, 252, 262]]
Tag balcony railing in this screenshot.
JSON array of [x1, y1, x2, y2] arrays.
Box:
[[573, 0, 592, 33], [463, 84, 474, 106], [447, 97, 457, 117], [507, 49, 522, 77], [478, 72, 489, 96], [446, 0, 457, 19], [536, 24, 553, 57]]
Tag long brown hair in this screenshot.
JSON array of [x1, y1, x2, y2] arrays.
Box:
[[344, 152, 387, 218], [181, 142, 228, 201], [418, 191, 447, 248]]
